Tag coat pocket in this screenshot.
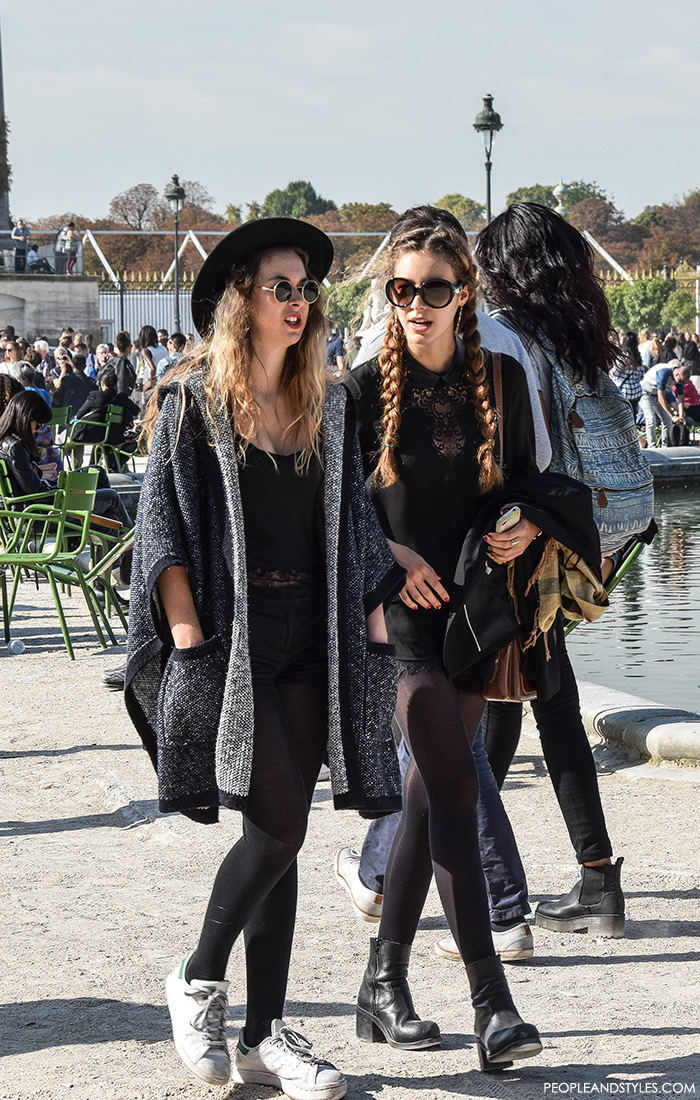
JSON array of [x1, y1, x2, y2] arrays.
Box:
[[156, 634, 226, 810], [364, 640, 399, 742]]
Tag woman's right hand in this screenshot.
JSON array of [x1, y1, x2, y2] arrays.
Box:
[[388, 540, 450, 611]]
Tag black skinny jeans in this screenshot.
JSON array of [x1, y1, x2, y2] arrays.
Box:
[[483, 643, 612, 865]]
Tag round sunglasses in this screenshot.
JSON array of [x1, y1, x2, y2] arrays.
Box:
[[256, 279, 320, 304], [385, 277, 464, 310]]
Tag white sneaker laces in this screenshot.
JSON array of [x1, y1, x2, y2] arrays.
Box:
[[186, 987, 228, 1048], [272, 1024, 330, 1067]]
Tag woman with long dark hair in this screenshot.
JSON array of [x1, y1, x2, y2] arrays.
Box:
[[475, 202, 624, 939], [125, 220, 404, 1096], [350, 205, 542, 1073]]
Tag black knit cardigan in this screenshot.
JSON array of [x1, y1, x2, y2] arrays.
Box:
[[124, 374, 405, 823]]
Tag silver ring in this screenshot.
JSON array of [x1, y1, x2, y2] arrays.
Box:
[[510, 537, 520, 547]]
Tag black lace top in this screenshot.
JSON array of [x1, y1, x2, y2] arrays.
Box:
[[351, 344, 538, 663], [238, 443, 323, 587]]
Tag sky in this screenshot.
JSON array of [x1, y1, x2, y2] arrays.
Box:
[[4, 0, 700, 224]]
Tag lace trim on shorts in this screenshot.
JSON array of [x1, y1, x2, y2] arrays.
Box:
[[247, 567, 322, 589]]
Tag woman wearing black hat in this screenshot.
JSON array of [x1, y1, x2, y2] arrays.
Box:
[[125, 219, 405, 1096]]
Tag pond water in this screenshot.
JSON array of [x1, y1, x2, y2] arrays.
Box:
[[567, 488, 700, 715]]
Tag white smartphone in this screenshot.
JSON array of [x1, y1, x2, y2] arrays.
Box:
[[495, 505, 521, 533]]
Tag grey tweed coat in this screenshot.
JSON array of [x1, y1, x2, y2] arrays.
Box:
[[124, 374, 405, 824]]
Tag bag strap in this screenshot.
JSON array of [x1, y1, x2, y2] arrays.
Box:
[[492, 351, 504, 469]]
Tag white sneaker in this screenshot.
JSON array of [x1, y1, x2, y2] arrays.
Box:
[[232, 1019, 347, 1100], [333, 847, 382, 923], [165, 956, 230, 1085], [434, 922, 534, 964]]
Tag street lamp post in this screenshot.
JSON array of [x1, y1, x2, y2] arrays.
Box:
[[472, 94, 504, 224], [164, 174, 186, 332]]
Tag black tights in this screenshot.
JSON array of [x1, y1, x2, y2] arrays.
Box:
[[187, 678, 328, 1048], [378, 668, 494, 966], [483, 645, 612, 864]]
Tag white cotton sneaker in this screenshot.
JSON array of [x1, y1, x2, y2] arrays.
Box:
[[232, 1019, 347, 1100], [333, 847, 383, 923], [434, 922, 534, 964], [165, 955, 231, 1085]]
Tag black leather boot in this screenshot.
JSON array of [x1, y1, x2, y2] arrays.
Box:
[[466, 955, 542, 1073], [356, 937, 441, 1050], [535, 857, 624, 937]]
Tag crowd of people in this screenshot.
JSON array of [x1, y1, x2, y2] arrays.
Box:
[[0, 203, 688, 1099]]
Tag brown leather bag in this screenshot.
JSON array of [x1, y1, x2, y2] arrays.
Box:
[[482, 638, 537, 702], [481, 352, 537, 703]]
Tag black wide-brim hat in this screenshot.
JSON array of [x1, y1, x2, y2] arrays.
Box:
[[191, 217, 334, 337]]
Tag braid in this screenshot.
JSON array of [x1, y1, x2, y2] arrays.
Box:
[[375, 311, 407, 487], [459, 298, 504, 493]]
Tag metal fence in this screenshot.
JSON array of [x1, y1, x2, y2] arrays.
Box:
[[98, 284, 195, 340]]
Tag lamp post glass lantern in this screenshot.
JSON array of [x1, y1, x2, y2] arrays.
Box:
[[473, 94, 503, 224], [164, 174, 186, 332]]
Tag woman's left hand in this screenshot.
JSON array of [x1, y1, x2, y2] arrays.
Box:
[[484, 517, 541, 565]]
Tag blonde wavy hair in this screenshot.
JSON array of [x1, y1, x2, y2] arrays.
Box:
[[140, 247, 329, 472], [374, 206, 503, 495]]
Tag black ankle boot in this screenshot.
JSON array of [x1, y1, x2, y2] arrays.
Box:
[[535, 857, 625, 937], [465, 955, 542, 1073], [356, 937, 441, 1050]]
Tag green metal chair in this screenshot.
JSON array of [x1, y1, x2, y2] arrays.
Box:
[[0, 469, 128, 658], [92, 405, 139, 473], [60, 412, 111, 470]]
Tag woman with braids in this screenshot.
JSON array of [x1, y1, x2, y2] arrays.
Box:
[[125, 219, 405, 1097], [475, 202, 625, 941], [350, 205, 543, 1073]]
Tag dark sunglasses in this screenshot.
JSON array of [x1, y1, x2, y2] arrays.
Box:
[[256, 279, 320, 304], [385, 277, 464, 310]]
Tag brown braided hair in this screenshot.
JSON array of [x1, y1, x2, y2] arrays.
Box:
[[374, 205, 503, 493]]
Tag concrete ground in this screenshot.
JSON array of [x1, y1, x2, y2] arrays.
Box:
[[2, 581, 699, 1100]]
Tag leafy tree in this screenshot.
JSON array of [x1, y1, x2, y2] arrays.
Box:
[[434, 193, 485, 230], [261, 180, 337, 219], [109, 183, 168, 230], [224, 204, 242, 224], [605, 284, 631, 331], [245, 201, 262, 221], [505, 184, 556, 208], [623, 277, 673, 330], [325, 279, 370, 330], [661, 289, 696, 332], [635, 207, 662, 228], [179, 180, 215, 211], [564, 180, 609, 207], [0, 116, 11, 198], [505, 180, 608, 212], [336, 202, 396, 232]]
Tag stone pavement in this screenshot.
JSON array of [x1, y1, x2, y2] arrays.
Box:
[[1, 581, 699, 1100]]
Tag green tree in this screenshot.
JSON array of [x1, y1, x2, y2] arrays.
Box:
[[506, 180, 609, 212], [565, 179, 609, 207], [660, 289, 696, 332], [245, 201, 262, 221], [262, 180, 337, 219], [224, 203, 242, 224], [0, 116, 11, 197], [434, 193, 485, 230], [325, 279, 370, 330], [623, 277, 673, 329], [505, 184, 556, 208], [605, 284, 631, 330]]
